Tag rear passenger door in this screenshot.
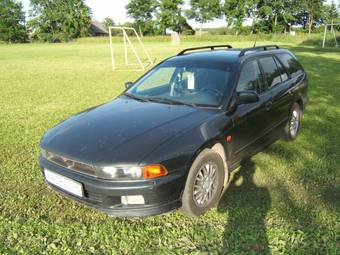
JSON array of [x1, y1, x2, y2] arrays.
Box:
[[258, 55, 291, 136]]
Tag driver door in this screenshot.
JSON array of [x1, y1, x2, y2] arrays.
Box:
[[230, 59, 273, 163]]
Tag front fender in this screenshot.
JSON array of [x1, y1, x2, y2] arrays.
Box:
[[140, 112, 233, 174]]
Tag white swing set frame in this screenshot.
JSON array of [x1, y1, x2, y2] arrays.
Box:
[[108, 26, 153, 71], [322, 22, 340, 48]]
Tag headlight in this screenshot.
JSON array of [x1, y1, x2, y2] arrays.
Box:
[[97, 164, 168, 180], [99, 166, 143, 179]]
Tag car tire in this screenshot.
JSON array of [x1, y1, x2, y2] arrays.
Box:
[[180, 148, 225, 217], [283, 102, 302, 141]]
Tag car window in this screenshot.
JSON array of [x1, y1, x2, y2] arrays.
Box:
[[274, 57, 289, 82], [236, 60, 262, 93], [276, 53, 304, 78], [136, 67, 175, 92], [128, 63, 232, 107], [258, 56, 282, 88]]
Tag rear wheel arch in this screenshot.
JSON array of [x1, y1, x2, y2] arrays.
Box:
[[283, 102, 302, 141], [286, 94, 304, 117], [287, 96, 304, 121]]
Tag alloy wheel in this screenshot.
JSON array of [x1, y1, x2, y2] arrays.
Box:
[[290, 109, 300, 137], [193, 162, 218, 207]]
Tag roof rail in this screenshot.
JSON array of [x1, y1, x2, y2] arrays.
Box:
[[239, 45, 280, 57], [177, 45, 233, 56]]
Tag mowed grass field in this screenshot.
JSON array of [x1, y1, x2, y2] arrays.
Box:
[[0, 37, 339, 254]]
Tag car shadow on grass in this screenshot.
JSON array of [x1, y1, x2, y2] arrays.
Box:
[[217, 160, 271, 255], [214, 50, 340, 253]]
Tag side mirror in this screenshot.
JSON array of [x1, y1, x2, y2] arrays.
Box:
[[125, 81, 133, 89], [237, 90, 259, 105]]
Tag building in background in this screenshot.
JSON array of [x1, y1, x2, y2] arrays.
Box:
[[89, 20, 108, 36]]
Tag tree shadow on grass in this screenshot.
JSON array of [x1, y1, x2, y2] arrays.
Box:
[[218, 160, 271, 255]]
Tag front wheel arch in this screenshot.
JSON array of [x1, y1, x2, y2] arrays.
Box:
[[188, 139, 230, 191], [180, 148, 226, 216]]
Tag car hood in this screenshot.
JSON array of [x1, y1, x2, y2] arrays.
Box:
[[41, 97, 216, 166]]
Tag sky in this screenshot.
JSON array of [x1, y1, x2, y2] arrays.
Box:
[[19, 0, 337, 29]]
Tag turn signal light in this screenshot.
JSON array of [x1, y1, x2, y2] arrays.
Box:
[[226, 135, 232, 142], [143, 164, 168, 179]]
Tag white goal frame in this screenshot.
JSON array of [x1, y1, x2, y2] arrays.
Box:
[[322, 23, 340, 48], [109, 26, 153, 71]]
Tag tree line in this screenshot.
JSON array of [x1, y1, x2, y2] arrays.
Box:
[[127, 0, 340, 35], [0, 0, 339, 43]]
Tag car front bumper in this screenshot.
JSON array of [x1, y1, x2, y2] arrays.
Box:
[[39, 156, 188, 217]]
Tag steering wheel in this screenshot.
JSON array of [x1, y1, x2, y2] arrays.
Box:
[[200, 87, 223, 100], [172, 80, 186, 97]]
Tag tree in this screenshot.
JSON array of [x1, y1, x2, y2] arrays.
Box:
[[280, 0, 299, 32], [247, 0, 260, 33], [256, 0, 297, 33], [324, 1, 339, 24], [29, 0, 91, 42], [126, 0, 157, 36], [223, 0, 248, 35], [102, 17, 115, 31], [257, 0, 282, 32], [299, 0, 324, 34], [157, 0, 186, 33], [0, 0, 27, 42], [186, 0, 221, 35]]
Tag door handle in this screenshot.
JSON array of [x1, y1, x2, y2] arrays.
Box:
[[265, 101, 273, 111]]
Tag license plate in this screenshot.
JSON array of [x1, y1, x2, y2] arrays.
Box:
[[44, 169, 83, 197]]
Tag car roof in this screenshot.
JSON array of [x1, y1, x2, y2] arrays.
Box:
[[166, 50, 242, 65], [165, 46, 292, 66]]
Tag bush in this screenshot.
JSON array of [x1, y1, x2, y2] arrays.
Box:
[[206, 26, 253, 36], [30, 32, 73, 43]]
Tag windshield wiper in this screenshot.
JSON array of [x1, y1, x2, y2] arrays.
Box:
[[148, 97, 197, 107], [124, 93, 197, 107], [123, 93, 149, 102]]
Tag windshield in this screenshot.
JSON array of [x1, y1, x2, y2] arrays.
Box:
[[125, 61, 233, 107]]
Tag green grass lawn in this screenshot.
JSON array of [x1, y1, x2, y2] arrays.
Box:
[[0, 37, 339, 254]]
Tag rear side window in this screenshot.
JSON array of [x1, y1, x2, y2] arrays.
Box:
[[236, 60, 263, 93], [274, 57, 289, 82], [258, 56, 282, 88], [276, 53, 303, 78]]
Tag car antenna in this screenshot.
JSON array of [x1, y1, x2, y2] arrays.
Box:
[[253, 34, 258, 47]]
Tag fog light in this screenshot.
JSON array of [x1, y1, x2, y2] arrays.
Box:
[[121, 195, 145, 205]]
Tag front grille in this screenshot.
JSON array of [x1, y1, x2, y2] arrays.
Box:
[[44, 150, 96, 177]]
